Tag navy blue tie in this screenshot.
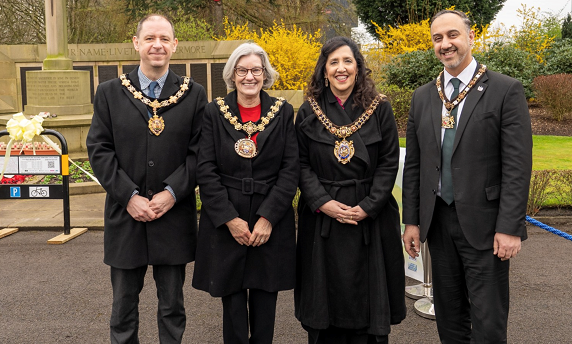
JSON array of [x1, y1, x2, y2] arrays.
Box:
[[441, 78, 460, 204], [146, 81, 158, 118]]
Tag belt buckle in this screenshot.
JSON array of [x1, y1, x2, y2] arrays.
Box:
[[242, 178, 254, 195]]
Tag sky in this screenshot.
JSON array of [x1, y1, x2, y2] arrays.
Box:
[[492, 0, 571, 28]]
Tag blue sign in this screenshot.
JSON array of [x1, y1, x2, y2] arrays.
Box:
[[10, 187, 21, 198]]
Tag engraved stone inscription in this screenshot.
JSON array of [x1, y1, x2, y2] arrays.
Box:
[[27, 74, 83, 104]]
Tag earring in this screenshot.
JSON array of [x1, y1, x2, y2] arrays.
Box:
[[355, 74, 358, 82], [325, 78, 329, 87]]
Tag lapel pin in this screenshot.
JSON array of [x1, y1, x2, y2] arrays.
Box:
[[478, 86, 484, 91]]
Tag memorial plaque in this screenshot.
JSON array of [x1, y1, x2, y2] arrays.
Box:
[[73, 66, 94, 102], [26, 71, 91, 106], [211, 63, 227, 99], [19, 156, 61, 174], [170, 64, 186, 78], [191, 64, 208, 95], [98, 65, 118, 83], [20, 66, 42, 108], [122, 65, 139, 75]]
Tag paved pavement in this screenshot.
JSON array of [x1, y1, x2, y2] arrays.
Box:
[[1, 193, 571, 343]]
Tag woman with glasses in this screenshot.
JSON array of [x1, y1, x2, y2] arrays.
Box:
[[295, 36, 406, 343], [192, 42, 299, 343]]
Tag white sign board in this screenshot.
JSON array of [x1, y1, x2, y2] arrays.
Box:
[[18, 156, 60, 174], [394, 148, 425, 282], [0, 156, 19, 174]]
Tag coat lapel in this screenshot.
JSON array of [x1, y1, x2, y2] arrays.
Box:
[[430, 78, 444, 150], [453, 70, 489, 153], [255, 90, 282, 153], [219, 91, 249, 143], [123, 69, 149, 122]]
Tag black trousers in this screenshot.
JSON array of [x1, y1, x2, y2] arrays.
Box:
[[222, 289, 278, 344], [110, 264, 187, 344], [305, 325, 389, 344], [427, 197, 510, 344]]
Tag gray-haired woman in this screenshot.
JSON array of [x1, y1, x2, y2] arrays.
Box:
[[192, 43, 299, 343]]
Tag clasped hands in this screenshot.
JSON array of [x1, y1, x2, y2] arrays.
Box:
[[127, 190, 175, 222], [319, 200, 367, 225], [226, 217, 272, 247]]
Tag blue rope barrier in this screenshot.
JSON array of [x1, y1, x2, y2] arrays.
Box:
[[526, 215, 572, 242]]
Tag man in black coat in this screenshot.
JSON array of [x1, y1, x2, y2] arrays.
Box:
[[402, 10, 532, 343], [86, 14, 206, 344]]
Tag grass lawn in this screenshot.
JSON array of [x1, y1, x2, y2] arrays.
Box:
[[532, 135, 572, 170], [398, 136, 572, 171]]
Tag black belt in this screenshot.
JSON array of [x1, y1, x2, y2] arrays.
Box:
[[317, 176, 374, 244], [219, 174, 276, 196]]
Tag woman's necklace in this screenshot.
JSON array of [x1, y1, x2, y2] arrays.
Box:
[[435, 64, 487, 128], [216, 96, 285, 158], [308, 94, 383, 164], [120, 74, 191, 136]]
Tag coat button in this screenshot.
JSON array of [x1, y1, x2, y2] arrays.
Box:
[[436, 166, 440, 171], [432, 189, 436, 194], [148, 161, 154, 167], [147, 190, 153, 196]]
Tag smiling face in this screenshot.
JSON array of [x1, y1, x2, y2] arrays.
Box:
[[431, 12, 474, 76], [233, 54, 265, 103], [133, 16, 178, 77], [324, 45, 357, 100]]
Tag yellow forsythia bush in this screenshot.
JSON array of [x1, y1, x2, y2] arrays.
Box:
[[218, 18, 322, 90]]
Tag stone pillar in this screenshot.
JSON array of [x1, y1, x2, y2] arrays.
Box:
[[43, 0, 73, 71]]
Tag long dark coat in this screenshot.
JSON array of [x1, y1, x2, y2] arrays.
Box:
[[294, 89, 406, 336], [192, 90, 299, 297], [86, 68, 206, 269]]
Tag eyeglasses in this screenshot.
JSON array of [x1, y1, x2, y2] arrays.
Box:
[[234, 67, 265, 77]]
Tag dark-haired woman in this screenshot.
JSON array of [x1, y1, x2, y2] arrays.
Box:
[[295, 36, 406, 343]]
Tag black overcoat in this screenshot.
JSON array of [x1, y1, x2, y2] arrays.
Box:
[[294, 89, 406, 336], [86, 68, 206, 269], [192, 90, 299, 297]]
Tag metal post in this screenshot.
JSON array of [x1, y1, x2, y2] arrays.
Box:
[[42, 129, 70, 235], [413, 242, 436, 319], [405, 240, 431, 299]]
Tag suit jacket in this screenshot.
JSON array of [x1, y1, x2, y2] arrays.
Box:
[[192, 90, 299, 297], [87, 68, 207, 268], [402, 68, 532, 250]]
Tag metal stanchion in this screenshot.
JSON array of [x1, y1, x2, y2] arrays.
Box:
[[405, 240, 430, 300], [413, 241, 436, 319]]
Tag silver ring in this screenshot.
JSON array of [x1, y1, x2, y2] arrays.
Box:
[[260, 239, 264, 243]]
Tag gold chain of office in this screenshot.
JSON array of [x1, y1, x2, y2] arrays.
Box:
[[120, 74, 191, 136], [216, 96, 285, 158], [308, 94, 383, 164]]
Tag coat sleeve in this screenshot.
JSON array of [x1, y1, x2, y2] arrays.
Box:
[[357, 101, 400, 219], [256, 103, 300, 226], [495, 79, 532, 237], [402, 89, 421, 226], [162, 84, 207, 202], [87, 83, 138, 208], [295, 103, 333, 212], [196, 102, 240, 228]]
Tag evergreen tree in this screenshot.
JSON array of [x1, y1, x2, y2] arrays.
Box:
[[562, 14, 572, 40], [353, 0, 506, 38]]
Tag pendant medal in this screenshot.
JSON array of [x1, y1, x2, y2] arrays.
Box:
[[148, 114, 165, 136], [442, 113, 455, 129], [235, 138, 258, 158], [334, 139, 355, 164]]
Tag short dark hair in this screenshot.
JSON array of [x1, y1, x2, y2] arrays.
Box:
[[135, 14, 175, 38], [431, 10, 472, 33], [306, 36, 380, 109]]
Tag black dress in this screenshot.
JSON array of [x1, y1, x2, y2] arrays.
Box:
[[295, 89, 406, 339], [192, 90, 299, 297]]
